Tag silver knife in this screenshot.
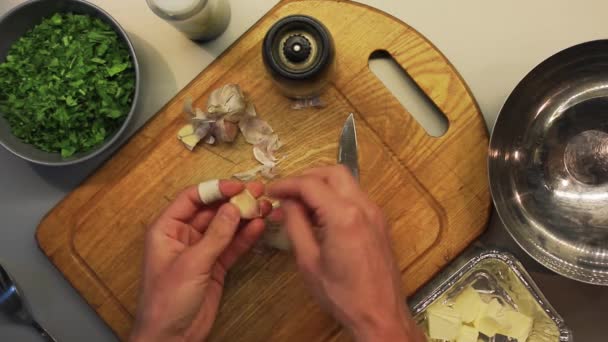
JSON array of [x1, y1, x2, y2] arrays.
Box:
[[338, 113, 359, 181]]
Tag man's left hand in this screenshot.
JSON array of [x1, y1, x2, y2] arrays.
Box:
[[131, 180, 270, 342]]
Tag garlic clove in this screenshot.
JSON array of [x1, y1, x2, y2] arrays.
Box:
[[180, 135, 202, 151], [230, 189, 260, 219], [213, 119, 239, 143], [177, 123, 195, 138]]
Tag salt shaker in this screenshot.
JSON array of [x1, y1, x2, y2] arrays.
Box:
[[147, 0, 231, 41]]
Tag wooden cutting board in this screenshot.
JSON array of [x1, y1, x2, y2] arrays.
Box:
[[37, 0, 491, 340]]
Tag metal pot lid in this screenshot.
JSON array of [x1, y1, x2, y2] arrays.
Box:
[[489, 40, 608, 285]]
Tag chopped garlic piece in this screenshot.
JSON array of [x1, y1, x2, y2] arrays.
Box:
[[198, 179, 222, 205], [427, 305, 462, 341], [453, 287, 486, 324]]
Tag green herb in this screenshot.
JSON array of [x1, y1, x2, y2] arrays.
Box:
[[0, 13, 135, 158]]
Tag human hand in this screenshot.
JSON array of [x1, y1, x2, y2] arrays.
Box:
[[267, 166, 424, 342], [130, 180, 270, 342]]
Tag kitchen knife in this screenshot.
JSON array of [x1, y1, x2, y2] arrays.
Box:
[[338, 113, 359, 181]]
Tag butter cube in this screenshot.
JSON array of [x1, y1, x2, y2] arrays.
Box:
[[474, 299, 509, 337], [500, 310, 534, 342], [427, 305, 462, 341], [453, 287, 485, 323], [456, 325, 479, 342]]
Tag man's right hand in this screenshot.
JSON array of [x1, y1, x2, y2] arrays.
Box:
[[267, 166, 425, 342]]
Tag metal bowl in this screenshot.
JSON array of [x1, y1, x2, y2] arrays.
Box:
[[0, 0, 140, 166], [489, 40, 608, 285]]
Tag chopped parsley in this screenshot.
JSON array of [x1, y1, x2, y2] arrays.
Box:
[[0, 13, 135, 157]]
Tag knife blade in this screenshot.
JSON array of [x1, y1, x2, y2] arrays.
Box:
[[338, 113, 359, 181]]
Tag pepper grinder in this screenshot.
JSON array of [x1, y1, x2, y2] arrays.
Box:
[[262, 15, 335, 99]]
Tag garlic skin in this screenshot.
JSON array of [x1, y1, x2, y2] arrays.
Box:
[[229, 190, 260, 219], [179, 84, 284, 180], [207, 84, 247, 119]]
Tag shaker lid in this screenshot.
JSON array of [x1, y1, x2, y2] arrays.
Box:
[[149, 0, 207, 18]]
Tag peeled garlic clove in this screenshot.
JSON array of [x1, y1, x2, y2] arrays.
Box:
[[177, 124, 195, 138], [178, 124, 202, 150], [230, 189, 260, 219], [180, 135, 202, 151]]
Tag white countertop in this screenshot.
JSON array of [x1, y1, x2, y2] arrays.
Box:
[[1, 0, 607, 341]]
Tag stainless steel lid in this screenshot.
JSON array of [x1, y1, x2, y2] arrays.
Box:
[[489, 40, 608, 285]]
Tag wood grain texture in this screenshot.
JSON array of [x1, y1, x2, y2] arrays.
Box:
[[36, 0, 491, 340]]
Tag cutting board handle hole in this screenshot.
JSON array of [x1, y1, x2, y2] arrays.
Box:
[[368, 50, 449, 137]]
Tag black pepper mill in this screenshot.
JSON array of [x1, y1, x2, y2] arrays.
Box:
[[262, 15, 335, 99]]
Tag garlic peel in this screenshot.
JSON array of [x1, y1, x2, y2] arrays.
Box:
[[233, 165, 267, 181], [179, 84, 284, 176]]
